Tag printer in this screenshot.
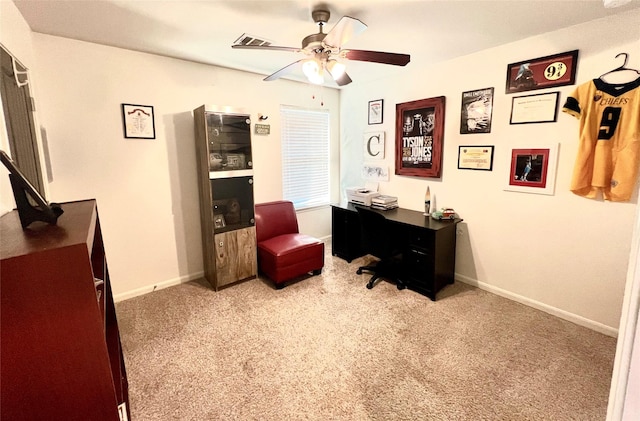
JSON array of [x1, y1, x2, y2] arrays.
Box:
[[346, 182, 380, 207]]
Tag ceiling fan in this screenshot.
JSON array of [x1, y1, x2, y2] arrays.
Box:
[[231, 7, 410, 86]]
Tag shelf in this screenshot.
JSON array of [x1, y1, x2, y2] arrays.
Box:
[[209, 169, 254, 179], [0, 199, 130, 420]]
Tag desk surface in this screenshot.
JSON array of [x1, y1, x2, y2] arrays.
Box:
[[333, 202, 462, 231]]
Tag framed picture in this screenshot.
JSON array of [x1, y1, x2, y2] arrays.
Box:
[[213, 214, 226, 229], [458, 145, 494, 171], [225, 153, 246, 170], [510, 92, 560, 124], [368, 99, 383, 125], [395, 96, 446, 178], [504, 144, 559, 195], [121, 103, 155, 139], [505, 50, 578, 94], [460, 87, 494, 134], [362, 164, 389, 181], [364, 131, 385, 160]]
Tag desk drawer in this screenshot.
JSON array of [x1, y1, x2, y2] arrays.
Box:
[[404, 246, 434, 282], [406, 230, 434, 250]]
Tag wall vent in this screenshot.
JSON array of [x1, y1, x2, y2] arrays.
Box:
[[233, 33, 273, 47]]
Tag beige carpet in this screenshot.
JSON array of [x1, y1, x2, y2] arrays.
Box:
[[116, 245, 616, 420]]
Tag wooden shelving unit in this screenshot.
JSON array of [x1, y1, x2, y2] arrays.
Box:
[[0, 199, 130, 420], [193, 105, 257, 290]]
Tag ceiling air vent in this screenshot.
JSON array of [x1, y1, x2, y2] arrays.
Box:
[[233, 33, 273, 47]]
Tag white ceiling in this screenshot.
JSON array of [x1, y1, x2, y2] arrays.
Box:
[[12, 0, 640, 87]]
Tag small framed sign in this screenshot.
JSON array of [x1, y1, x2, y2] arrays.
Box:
[[121, 103, 155, 139], [363, 131, 385, 160], [254, 123, 270, 135], [505, 50, 578, 94], [368, 99, 383, 125]]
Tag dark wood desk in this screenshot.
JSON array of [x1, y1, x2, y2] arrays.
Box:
[[331, 202, 461, 300]]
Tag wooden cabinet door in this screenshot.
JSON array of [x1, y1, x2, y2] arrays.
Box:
[[214, 227, 257, 287]]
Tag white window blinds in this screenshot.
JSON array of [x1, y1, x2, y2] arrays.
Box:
[[280, 106, 330, 210]]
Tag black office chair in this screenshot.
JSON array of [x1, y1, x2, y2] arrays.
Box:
[[355, 206, 406, 290]]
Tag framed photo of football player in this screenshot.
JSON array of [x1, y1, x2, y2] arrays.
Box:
[[460, 87, 494, 134], [395, 96, 446, 178], [504, 144, 559, 195], [505, 50, 578, 94]]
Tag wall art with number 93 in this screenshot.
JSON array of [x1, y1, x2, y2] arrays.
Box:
[[505, 50, 578, 94]]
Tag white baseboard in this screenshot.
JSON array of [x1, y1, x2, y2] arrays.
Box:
[[456, 273, 618, 338], [112, 268, 618, 337], [113, 271, 204, 303]]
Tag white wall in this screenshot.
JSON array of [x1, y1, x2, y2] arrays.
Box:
[[340, 9, 640, 333], [6, 31, 340, 299]]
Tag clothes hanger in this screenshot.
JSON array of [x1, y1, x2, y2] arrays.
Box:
[[599, 52, 640, 82]]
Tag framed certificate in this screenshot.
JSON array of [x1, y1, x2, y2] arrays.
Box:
[[509, 92, 559, 124], [458, 145, 494, 171], [121, 103, 155, 139]]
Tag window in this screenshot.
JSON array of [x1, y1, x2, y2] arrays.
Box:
[[280, 106, 330, 210]]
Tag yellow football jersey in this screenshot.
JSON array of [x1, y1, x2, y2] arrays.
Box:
[[563, 77, 640, 201]]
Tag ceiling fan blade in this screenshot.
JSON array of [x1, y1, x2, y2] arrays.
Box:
[[323, 16, 367, 49], [343, 49, 410, 66], [264, 59, 304, 81], [232, 44, 301, 53], [334, 72, 352, 87]]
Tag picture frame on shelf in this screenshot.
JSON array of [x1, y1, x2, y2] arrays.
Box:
[[395, 96, 446, 178], [225, 153, 246, 170], [504, 144, 559, 195], [368, 99, 383, 125], [505, 50, 578, 94], [213, 214, 226, 229], [510, 91, 560, 124], [121, 103, 155, 139], [460, 87, 494, 134], [458, 145, 494, 171]]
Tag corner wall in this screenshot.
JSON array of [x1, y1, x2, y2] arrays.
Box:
[[339, 9, 640, 333]]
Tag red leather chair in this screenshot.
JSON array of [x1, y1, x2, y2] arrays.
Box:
[[254, 200, 324, 288]]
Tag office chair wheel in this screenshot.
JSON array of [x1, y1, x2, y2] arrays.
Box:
[[356, 268, 363, 275], [397, 282, 406, 290], [366, 282, 374, 289]]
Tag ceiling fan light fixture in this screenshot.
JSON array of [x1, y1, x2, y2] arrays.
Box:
[[603, 0, 631, 7], [302, 58, 324, 84], [327, 60, 346, 81]]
